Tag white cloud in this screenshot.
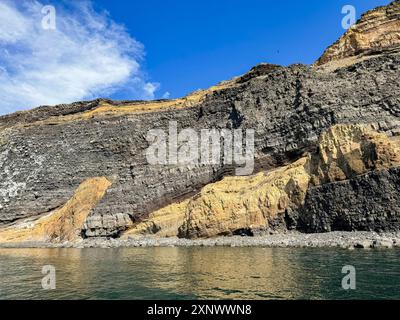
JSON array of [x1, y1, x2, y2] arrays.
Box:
[[0, 0, 158, 115], [143, 82, 160, 98], [162, 91, 170, 99]]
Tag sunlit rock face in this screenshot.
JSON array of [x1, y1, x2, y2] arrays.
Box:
[[308, 124, 400, 184], [315, 0, 400, 70], [0, 2, 400, 242], [122, 125, 400, 239]]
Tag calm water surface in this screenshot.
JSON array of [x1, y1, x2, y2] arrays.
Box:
[[0, 247, 399, 299]]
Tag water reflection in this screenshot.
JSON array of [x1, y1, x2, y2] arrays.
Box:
[[0, 247, 399, 299]]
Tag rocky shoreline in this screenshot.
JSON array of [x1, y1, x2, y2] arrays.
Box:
[[1, 231, 400, 249]]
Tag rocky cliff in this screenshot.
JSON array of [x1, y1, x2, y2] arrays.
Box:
[[122, 125, 400, 238], [0, 1, 399, 243], [315, 0, 400, 70]]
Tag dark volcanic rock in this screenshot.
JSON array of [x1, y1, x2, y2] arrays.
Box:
[[297, 167, 400, 233]]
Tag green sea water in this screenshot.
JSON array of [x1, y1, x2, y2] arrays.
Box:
[[0, 247, 399, 300]]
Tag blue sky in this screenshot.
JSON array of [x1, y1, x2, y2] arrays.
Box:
[[94, 0, 390, 99], [0, 0, 391, 114]]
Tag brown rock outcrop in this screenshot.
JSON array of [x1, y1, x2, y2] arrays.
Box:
[[315, 0, 400, 70]]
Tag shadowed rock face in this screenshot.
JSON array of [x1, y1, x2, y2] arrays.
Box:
[[0, 1, 400, 241], [297, 167, 400, 233]]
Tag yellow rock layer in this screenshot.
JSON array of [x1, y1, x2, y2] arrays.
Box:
[[310, 124, 400, 184], [315, 1, 400, 70], [126, 200, 190, 238], [0, 177, 112, 243], [29, 81, 236, 126], [123, 124, 400, 239], [2, 124, 398, 242], [180, 158, 310, 238]]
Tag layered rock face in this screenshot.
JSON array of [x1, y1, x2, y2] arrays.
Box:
[[0, 177, 111, 242], [315, 0, 400, 69], [297, 167, 400, 233], [0, 1, 400, 242], [122, 125, 400, 238]]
